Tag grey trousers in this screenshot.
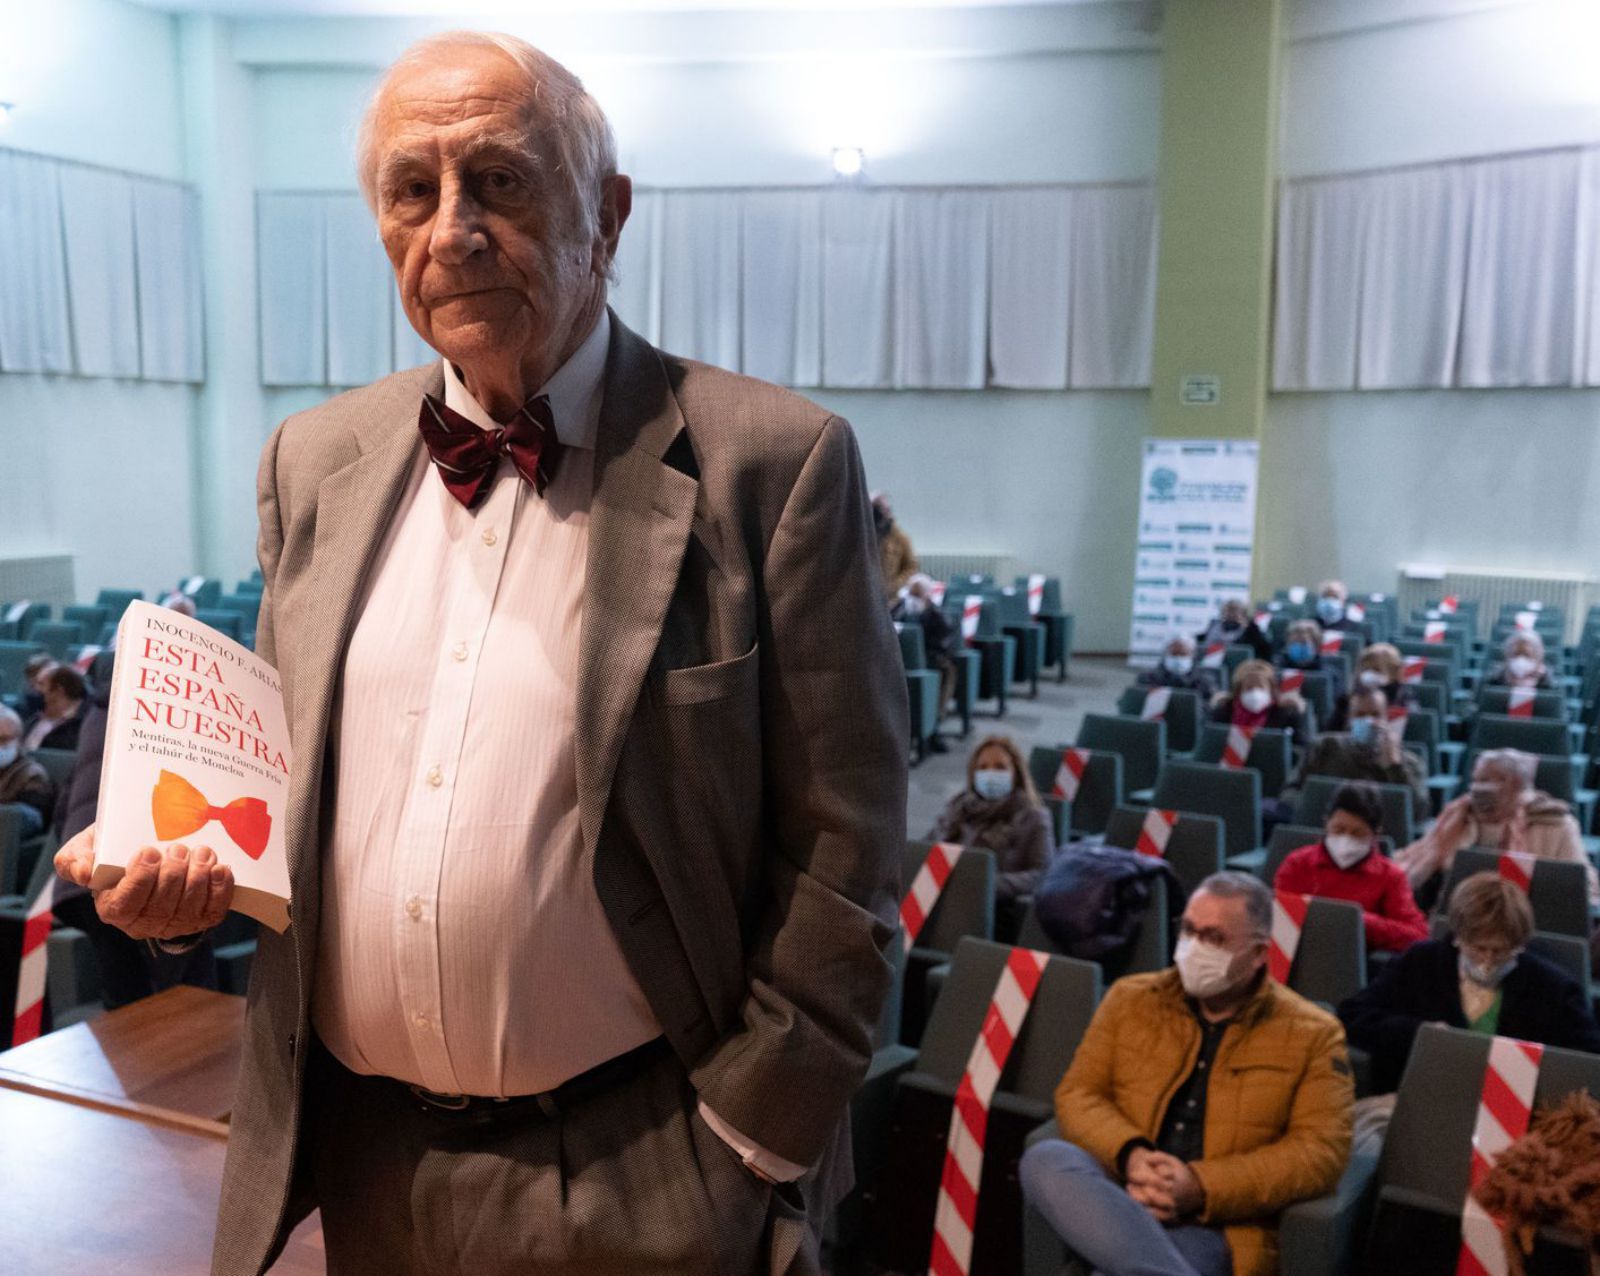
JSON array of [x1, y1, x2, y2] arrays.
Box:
[[302, 1036, 814, 1276]]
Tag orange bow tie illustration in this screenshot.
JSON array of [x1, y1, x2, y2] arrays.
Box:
[[151, 769, 271, 861]]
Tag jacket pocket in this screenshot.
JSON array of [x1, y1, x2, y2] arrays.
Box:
[[659, 641, 760, 707]]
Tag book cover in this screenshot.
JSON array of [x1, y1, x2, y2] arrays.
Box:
[[90, 601, 292, 933]]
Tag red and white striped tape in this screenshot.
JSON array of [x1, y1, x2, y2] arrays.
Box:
[[1402, 657, 1426, 685], [928, 947, 1050, 1276], [1457, 1036, 1544, 1276], [1387, 705, 1410, 738], [1052, 749, 1089, 803], [901, 842, 965, 957], [1347, 602, 1366, 623], [1220, 724, 1256, 769], [1439, 595, 1459, 615], [1140, 687, 1172, 721], [1320, 632, 1345, 655], [1425, 621, 1449, 644], [12, 875, 60, 1046], [1134, 808, 1178, 858], [1267, 890, 1309, 984], [961, 596, 983, 644], [1026, 574, 1045, 617], [1513, 611, 1538, 633], [1496, 851, 1536, 893], [929, 581, 947, 607], [1253, 610, 1271, 631], [1200, 642, 1226, 671], [70, 644, 103, 675], [1506, 687, 1537, 718], [1279, 669, 1305, 693]]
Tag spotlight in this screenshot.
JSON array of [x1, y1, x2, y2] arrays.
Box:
[[831, 146, 865, 180]]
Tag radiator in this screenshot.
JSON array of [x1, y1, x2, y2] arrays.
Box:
[[916, 553, 1025, 586], [0, 554, 75, 613], [1398, 566, 1593, 643]]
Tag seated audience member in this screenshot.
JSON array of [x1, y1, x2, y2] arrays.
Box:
[[1339, 871, 1600, 1094], [1314, 579, 1363, 634], [1137, 635, 1219, 697], [893, 573, 956, 751], [1396, 749, 1599, 909], [1278, 688, 1429, 824], [1020, 872, 1353, 1276], [22, 664, 86, 753], [929, 734, 1053, 907], [1328, 642, 1415, 731], [0, 706, 55, 837], [1277, 618, 1346, 701], [1273, 781, 1428, 954], [50, 647, 218, 1009], [1211, 659, 1312, 752], [157, 590, 199, 619], [17, 653, 54, 718], [1197, 598, 1271, 662], [1482, 629, 1557, 691], [871, 490, 918, 600]]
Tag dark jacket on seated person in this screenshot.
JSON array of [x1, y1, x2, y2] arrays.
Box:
[[1279, 733, 1429, 822], [1209, 694, 1312, 752], [0, 754, 54, 824], [24, 709, 82, 754], [1136, 663, 1218, 697], [1328, 681, 1416, 732], [930, 788, 1053, 901], [1338, 939, 1600, 1094]]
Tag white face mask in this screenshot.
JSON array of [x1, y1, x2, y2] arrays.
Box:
[[902, 595, 926, 616], [1508, 656, 1538, 679], [972, 768, 1014, 802], [1324, 834, 1371, 869], [1358, 669, 1387, 689], [1174, 934, 1244, 999], [1459, 950, 1520, 989], [0, 743, 17, 769], [1240, 687, 1272, 714], [1164, 654, 1194, 675]]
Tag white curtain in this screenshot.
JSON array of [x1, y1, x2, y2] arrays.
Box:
[[1276, 146, 1600, 391], [257, 193, 327, 386], [740, 189, 822, 386], [660, 192, 741, 369], [324, 194, 393, 388], [0, 150, 73, 375], [132, 181, 204, 382], [822, 190, 896, 388], [611, 189, 662, 346], [57, 166, 140, 379], [892, 190, 990, 389], [1069, 185, 1158, 389], [988, 187, 1073, 390]]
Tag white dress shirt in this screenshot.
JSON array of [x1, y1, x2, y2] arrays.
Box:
[[312, 309, 804, 1180]]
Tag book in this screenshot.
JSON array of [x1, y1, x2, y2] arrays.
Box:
[[90, 601, 292, 933]]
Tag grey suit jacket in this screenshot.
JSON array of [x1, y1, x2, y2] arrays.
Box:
[[211, 312, 908, 1274]]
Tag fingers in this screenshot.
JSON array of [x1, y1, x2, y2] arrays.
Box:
[[53, 824, 98, 888], [135, 844, 196, 937], [96, 849, 162, 933], [94, 846, 234, 940], [200, 859, 235, 931]]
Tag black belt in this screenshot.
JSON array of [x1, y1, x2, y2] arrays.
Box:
[[402, 1036, 672, 1120]]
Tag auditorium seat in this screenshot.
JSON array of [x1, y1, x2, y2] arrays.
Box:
[[28, 748, 76, 798], [1363, 1026, 1600, 1273], [195, 608, 244, 644], [1297, 669, 1336, 732], [1438, 848, 1591, 940], [1476, 686, 1568, 720], [873, 937, 1101, 1276], [895, 624, 943, 763], [1102, 804, 1224, 900], [1151, 760, 1263, 866], [0, 639, 45, 697], [26, 620, 84, 661], [996, 586, 1045, 698], [899, 841, 996, 1048], [1293, 776, 1415, 848], [93, 588, 143, 618], [1027, 746, 1124, 841], [969, 598, 1018, 716], [1115, 685, 1202, 755], [1013, 575, 1072, 682], [1281, 895, 1368, 1009], [1019, 875, 1171, 977], [60, 604, 109, 637], [1074, 713, 1165, 796], [0, 602, 52, 642], [1193, 724, 1292, 798]]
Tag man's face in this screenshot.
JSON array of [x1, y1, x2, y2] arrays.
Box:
[[1178, 891, 1267, 983], [371, 48, 599, 375]]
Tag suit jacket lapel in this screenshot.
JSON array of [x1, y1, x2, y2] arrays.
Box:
[[575, 311, 697, 859], [286, 366, 435, 937]]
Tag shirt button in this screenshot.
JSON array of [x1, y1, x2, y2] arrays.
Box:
[[481, 527, 497, 547], [426, 765, 443, 788], [406, 896, 422, 920], [452, 642, 468, 662]]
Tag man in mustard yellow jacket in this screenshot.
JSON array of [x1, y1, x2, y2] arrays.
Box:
[[1020, 872, 1353, 1276]]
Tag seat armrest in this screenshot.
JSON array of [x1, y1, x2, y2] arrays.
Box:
[[1276, 1150, 1381, 1276], [1225, 848, 1268, 875]]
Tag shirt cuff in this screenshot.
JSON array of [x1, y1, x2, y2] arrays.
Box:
[[697, 1100, 809, 1183], [147, 933, 205, 957]]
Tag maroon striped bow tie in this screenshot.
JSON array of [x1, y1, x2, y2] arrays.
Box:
[[417, 393, 562, 508]]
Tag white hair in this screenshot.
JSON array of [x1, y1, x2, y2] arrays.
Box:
[[1476, 748, 1538, 791], [356, 31, 618, 251]]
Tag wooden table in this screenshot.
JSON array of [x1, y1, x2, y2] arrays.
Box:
[[0, 987, 324, 1272], [0, 986, 245, 1134]]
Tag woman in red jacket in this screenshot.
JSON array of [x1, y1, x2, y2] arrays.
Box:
[[1273, 780, 1429, 954]]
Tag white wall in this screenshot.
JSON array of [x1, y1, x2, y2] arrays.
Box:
[[1267, 0, 1600, 602], [0, 0, 202, 603]]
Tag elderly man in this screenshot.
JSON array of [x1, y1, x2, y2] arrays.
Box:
[[1020, 872, 1353, 1276], [56, 29, 905, 1276], [1137, 634, 1218, 697], [1397, 748, 1598, 907], [0, 705, 54, 837]]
